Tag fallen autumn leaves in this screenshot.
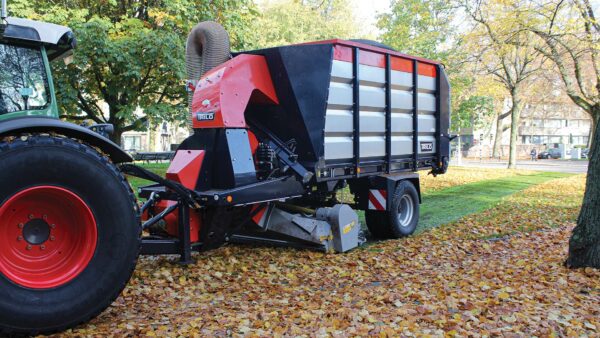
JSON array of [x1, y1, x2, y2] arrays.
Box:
[[50, 172, 598, 337]]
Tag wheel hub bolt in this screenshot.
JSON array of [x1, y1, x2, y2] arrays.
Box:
[[43, 214, 48, 220], [28, 214, 34, 219], [40, 245, 46, 250], [26, 245, 32, 250], [18, 223, 23, 229], [50, 236, 55, 241], [50, 224, 56, 229], [17, 236, 23, 241]]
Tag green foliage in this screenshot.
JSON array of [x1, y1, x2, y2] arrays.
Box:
[[377, 0, 454, 61], [452, 95, 495, 132], [9, 0, 257, 144], [246, 0, 359, 48], [55, 16, 186, 131]]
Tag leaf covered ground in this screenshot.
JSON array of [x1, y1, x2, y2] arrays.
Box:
[[53, 171, 598, 337]]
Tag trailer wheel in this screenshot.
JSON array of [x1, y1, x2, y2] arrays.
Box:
[[0, 135, 140, 335], [366, 180, 419, 239]]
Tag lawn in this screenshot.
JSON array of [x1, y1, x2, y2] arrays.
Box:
[[69, 165, 599, 336], [418, 171, 572, 233], [127, 162, 170, 195]]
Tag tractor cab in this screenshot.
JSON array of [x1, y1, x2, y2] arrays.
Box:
[[0, 17, 75, 120]]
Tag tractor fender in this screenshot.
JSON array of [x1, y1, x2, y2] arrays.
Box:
[[0, 117, 132, 163]]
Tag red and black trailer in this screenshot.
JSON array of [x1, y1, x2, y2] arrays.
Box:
[[133, 23, 451, 260], [0, 18, 450, 335]]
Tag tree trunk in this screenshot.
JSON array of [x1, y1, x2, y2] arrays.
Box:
[[588, 116, 595, 149], [492, 113, 504, 159], [507, 90, 523, 169], [567, 105, 600, 268], [112, 128, 123, 147]]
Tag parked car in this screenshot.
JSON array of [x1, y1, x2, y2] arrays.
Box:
[[538, 148, 561, 159], [582, 148, 590, 159]]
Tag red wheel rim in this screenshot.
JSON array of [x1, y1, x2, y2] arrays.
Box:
[[0, 186, 97, 289]]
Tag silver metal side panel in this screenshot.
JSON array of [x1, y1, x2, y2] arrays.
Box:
[[328, 82, 353, 110], [325, 59, 438, 161], [324, 136, 354, 160]]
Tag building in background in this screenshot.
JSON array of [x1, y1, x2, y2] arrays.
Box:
[[519, 103, 591, 147], [456, 101, 591, 159], [122, 122, 189, 153]]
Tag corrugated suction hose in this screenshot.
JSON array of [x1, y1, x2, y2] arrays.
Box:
[[185, 21, 231, 129]]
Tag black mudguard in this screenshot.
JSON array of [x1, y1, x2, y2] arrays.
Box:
[[349, 173, 422, 212], [0, 117, 132, 163]]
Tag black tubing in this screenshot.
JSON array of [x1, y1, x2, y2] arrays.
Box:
[[185, 21, 230, 129]]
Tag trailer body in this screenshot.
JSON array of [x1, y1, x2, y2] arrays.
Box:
[[245, 40, 451, 177], [189, 40, 451, 184], [138, 38, 451, 256]]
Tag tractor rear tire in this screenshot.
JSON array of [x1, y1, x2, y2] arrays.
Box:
[[366, 180, 419, 239], [0, 135, 140, 335]]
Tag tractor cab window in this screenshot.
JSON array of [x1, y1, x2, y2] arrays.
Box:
[[0, 44, 50, 115]]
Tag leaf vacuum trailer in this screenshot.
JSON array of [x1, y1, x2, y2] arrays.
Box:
[[0, 7, 451, 335]]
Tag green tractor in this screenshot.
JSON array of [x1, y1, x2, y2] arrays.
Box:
[[0, 2, 141, 334]]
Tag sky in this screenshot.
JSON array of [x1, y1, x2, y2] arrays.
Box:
[[352, 0, 391, 37]]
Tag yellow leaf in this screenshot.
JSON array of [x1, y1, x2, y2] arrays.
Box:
[[498, 292, 510, 300]]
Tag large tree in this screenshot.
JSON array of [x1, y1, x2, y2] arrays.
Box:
[[11, 0, 256, 145], [520, 0, 599, 268], [379, 0, 501, 156], [462, 0, 543, 169]]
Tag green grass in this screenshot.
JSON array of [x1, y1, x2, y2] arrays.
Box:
[[416, 171, 573, 233], [128, 162, 169, 194]]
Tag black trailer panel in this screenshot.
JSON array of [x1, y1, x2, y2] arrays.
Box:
[[244, 40, 450, 181]]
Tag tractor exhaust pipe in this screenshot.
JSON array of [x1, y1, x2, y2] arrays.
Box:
[[185, 21, 230, 129]]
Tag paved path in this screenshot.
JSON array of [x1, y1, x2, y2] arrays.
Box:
[[456, 158, 588, 174]]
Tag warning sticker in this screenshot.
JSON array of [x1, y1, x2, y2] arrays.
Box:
[[343, 221, 356, 234]]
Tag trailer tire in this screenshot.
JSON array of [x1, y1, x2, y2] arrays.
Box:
[[0, 135, 140, 336], [365, 210, 392, 239], [366, 180, 419, 239]]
